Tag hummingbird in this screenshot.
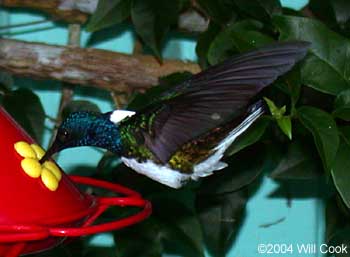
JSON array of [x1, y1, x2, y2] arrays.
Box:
[[40, 41, 310, 188]]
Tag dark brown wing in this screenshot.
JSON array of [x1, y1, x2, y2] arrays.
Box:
[[125, 41, 310, 163]]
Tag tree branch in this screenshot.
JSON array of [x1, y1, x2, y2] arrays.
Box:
[[0, 38, 201, 92], [0, 0, 89, 23], [0, 0, 209, 32]]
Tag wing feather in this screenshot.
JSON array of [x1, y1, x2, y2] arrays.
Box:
[[123, 41, 310, 163]]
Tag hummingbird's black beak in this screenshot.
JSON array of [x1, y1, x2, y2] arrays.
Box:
[[39, 140, 61, 164]]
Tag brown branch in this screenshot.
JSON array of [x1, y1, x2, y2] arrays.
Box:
[[0, 0, 209, 32], [109, 38, 144, 109], [0, 0, 88, 24], [0, 38, 201, 92]]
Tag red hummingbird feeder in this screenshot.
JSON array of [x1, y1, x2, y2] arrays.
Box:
[[0, 106, 152, 257]]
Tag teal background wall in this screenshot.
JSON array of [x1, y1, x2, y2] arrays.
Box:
[[280, 0, 308, 10], [1, 0, 325, 256]]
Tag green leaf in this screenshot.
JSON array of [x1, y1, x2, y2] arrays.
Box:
[[196, 0, 236, 24], [264, 97, 292, 139], [334, 89, 350, 121], [331, 127, 350, 209], [0, 81, 10, 104], [226, 118, 269, 156], [196, 190, 247, 257], [264, 97, 286, 118], [326, 197, 350, 255], [155, 200, 204, 257], [270, 140, 322, 180], [298, 106, 339, 174], [326, 198, 343, 244], [114, 200, 204, 257], [196, 22, 221, 68], [85, 247, 118, 257], [2, 88, 45, 143], [298, 87, 335, 112], [114, 218, 163, 257], [273, 15, 350, 95], [308, 1, 336, 27], [62, 100, 101, 120], [0, 71, 13, 90], [277, 116, 292, 140], [328, 0, 350, 26], [274, 65, 302, 112], [287, 67, 302, 107], [86, 0, 131, 32], [208, 19, 273, 65], [131, 0, 182, 59], [310, 0, 350, 37], [232, 0, 282, 22], [331, 140, 350, 209]]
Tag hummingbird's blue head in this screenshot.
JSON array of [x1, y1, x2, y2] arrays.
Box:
[[40, 111, 122, 162]]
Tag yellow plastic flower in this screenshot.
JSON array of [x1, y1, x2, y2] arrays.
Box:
[[14, 141, 62, 191]]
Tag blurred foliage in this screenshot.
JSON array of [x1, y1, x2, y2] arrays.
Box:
[[2, 88, 45, 143], [2, 0, 350, 256]]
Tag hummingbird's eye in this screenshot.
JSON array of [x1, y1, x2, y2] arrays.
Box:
[[57, 129, 70, 142]]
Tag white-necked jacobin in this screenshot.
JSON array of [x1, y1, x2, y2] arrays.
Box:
[[40, 41, 310, 188]]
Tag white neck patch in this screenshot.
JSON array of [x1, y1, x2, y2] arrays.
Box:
[[110, 110, 136, 124]]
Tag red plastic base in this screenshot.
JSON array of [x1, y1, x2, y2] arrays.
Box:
[[0, 176, 152, 257]]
